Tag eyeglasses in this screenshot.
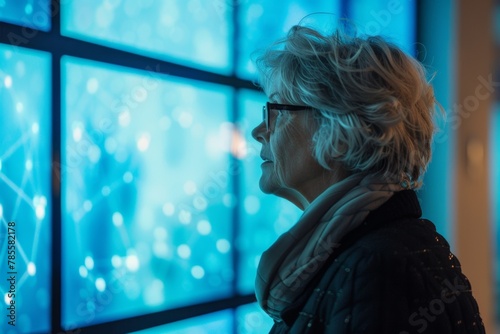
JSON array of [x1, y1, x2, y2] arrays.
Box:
[[262, 102, 314, 131]]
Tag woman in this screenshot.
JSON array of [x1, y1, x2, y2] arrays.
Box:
[[251, 25, 485, 333]]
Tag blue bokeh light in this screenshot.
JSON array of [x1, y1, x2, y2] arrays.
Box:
[[236, 302, 274, 333]]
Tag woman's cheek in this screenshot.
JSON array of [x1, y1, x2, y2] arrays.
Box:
[[270, 128, 293, 185]]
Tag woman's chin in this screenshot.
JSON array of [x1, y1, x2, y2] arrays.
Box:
[[258, 168, 281, 194]]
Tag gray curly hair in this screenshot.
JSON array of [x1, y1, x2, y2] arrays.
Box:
[[255, 25, 440, 187]]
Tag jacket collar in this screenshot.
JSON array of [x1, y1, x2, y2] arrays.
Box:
[[364, 189, 422, 225]]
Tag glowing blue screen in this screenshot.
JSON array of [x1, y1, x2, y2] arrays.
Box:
[[130, 302, 273, 334], [349, 0, 416, 54], [61, 56, 234, 328], [0, 44, 51, 334], [237, 0, 340, 78], [131, 310, 233, 334], [61, 0, 232, 73], [237, 0, 416, 78], [0, 0, 50, 31]]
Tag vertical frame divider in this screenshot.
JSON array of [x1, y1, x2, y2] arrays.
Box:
[[50, 0, 62, 332]]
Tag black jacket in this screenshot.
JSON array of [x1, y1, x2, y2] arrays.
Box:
[[269, 190, 485, 333]]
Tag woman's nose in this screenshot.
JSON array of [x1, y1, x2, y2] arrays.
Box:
[[251, 121, 267, 143]]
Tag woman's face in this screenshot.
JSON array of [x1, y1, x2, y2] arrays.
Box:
[[251, 93, 330, 204]]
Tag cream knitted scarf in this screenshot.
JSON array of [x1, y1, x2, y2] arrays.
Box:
[[255, 173, 404, 320]]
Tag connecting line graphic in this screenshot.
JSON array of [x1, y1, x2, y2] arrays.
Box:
[[0, 173, 35, 211], [0, 172, 40, 303], [0, 77, 46, 325], [11, 160, 30, 224], [30, 218, 43, 265], [0, 130, 32, 162], [71, 174, 133, 254], [0, 122, 44, 279], [0, 45, 53, 333]]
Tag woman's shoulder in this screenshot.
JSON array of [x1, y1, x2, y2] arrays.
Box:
[[333, 189, 452, 266], [350, 216, 450, 256], [310, 215, 464, 310], [331, 216, 456, 279]]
